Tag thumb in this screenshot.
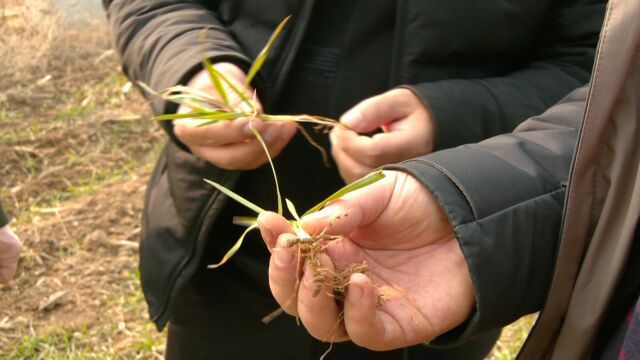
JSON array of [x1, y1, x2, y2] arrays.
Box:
[[300, 171, 399, 236], [257, 211, 293, 251], [340, 90, 410, 133]]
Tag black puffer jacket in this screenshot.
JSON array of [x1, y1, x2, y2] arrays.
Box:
[[102, 0, 605, 330]]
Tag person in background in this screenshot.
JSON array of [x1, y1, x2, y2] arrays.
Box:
[[259, 0, 640, 357], [103, 0, 606, 358], [0, 197, 22, 284]]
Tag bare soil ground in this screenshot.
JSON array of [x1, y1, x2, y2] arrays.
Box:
[[1, 2, 165, 358], [0, 2, 533, 358]]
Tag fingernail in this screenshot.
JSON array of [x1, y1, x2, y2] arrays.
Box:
[[274, 247, 294, 268], [340, 109, 363, 132], [242, 122, 254, 136], [262, 126, 279, 142], [242, 119, 263, 136]]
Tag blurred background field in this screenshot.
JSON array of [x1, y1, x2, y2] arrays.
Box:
[[0, 1, 534, 358]]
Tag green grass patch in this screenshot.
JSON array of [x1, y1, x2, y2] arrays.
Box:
[[4, 328, 113, 360]]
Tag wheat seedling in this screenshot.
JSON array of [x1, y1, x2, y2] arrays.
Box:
[[139, 16, 350, 166], [142, 16, 386, 349]]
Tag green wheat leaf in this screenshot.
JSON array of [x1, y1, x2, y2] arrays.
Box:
[[245, 16, 291, 89], [286, 198, 300, 221], [209, 65, 254, 111], [233, 216, 258, 227], [203, 56, 231, 109], [164, 85, 218, 102], [161, 95, 212, 112], [208, 224, 259, 269], [155, 111, 223, 121], [194, 112, 248, 127], [303, 170, 385, 216], [204, 179, 265, 214], [248, 119, 283, 215]]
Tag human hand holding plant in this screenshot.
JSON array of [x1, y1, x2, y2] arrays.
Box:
[[257, 170, 475, 350], [174, 62, 297, 170], [144, 17, 466, 349], [0, 224, 22, 284], [331, 89, 435, 183]]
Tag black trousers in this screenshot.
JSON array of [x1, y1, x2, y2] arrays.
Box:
[[165, 257, 500, 360]]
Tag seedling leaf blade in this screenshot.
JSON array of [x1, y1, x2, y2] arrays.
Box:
[[208, 224, 259, 269], [233, 216, 258, 227], [160, 95, 212, 112], [204, 178, 266, 214], [209, 65, 254, 111], [203, 56, 231, 109], [136, 81, 159, 98], [248, 117, 283, 215], [303, 170, 385, 216], [245, 16, 291, 88], [155, 111, 221, 121], [285, 198, 300, 221], [194, 112, 249, 127]]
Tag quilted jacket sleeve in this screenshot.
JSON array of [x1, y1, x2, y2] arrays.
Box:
[[408, 0, 604, 151], [386, 85, 588, 344]]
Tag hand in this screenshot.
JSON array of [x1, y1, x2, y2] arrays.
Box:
[[331, 89, 435, 183], [173, 62, 297, 170], [257, 171, 474, 350], [0, 224, 22, 284]]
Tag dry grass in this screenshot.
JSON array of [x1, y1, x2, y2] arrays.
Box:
[[487, 315, 537, 359], [0, 1, 534, 358], [1, 1, 165, 358]]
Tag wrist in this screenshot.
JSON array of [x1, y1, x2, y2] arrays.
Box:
[[396, 86, 436, 153]]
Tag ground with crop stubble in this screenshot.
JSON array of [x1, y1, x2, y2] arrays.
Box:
[[0, 2, 534, 358]]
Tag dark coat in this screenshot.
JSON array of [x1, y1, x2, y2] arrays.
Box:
[[390, 0, 640, 357], [103, 0, 605, 330], [0, 200, 8, 228]]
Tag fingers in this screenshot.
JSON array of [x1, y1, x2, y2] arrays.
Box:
[[332, 124, 429, 168], [330, 138, 373, 183], [0, 225, 22, 284], [257, 211, 293, 251], [180, 62, 263, 112], [174, 117, 268, 147], [172, 63, 298, 169], [340, 89, 415, 133], [0, 259, 19, 284], [342, 273, 392, 350], [268, 233, 301, 315], [297, 254, 349, 342], [300, 171, 398, 236], [332, 88, 434, 175], [185, 121, 297, 170]]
